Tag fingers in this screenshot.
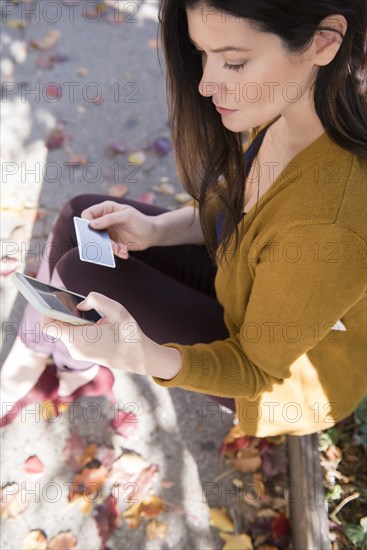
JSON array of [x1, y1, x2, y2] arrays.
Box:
[[80, 200, 120, 222], [111, 240, 129, 260], [76, 291, 122, 318], [88, 211, 126, 230]]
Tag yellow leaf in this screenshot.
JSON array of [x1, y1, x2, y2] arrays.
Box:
[[209, 508, 234, 533], [128, 151, 146, 166], [219, 532, 254, 550], [124, 496, 167, 520], [7, 19, 27, 30], [146, 519, 168, 540]]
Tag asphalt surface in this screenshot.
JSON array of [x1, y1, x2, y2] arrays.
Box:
[[0, 2, 236, 548]]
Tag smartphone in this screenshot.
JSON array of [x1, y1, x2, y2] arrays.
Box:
[[11, 272, 102, 325], [73, 216, 116, 268]]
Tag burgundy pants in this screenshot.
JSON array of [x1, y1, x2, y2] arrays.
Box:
[[20, 194, 236, 411]]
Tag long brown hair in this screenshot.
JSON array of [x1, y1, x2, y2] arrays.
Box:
[[158, 0, 367, 264]]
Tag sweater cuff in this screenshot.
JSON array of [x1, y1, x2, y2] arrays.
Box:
[[152, 343, 191, 387]]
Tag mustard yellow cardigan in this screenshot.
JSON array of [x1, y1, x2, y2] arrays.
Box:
[[153, 124, 367, 436]]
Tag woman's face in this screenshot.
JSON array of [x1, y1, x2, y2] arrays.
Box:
[[186, 6, 318, 132]]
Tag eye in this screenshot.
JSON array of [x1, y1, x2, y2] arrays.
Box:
[[222, 62, 247, 72]]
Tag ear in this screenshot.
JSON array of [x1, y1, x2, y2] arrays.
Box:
[[312, 14, 348, 67]]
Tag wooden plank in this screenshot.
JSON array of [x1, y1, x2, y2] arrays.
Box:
[[287, 434, 330, 549]]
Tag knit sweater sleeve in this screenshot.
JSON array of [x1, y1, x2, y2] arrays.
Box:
[[152, 223, 366, 399]]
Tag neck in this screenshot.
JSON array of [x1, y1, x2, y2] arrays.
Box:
[[267, 96, 325, 156]]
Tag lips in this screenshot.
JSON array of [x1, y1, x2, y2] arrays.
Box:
[[215, 104, 237, 114]]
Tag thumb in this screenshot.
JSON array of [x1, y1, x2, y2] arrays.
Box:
[[77, 291, 120, 317]]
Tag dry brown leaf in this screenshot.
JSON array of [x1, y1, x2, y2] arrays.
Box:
[[229, 447, 262, 473], [1, 483, 29, 519], [219, 532, 254, 550], [108, 184, 129, 198], [22, 530, 48, 550], [48, 532, 78, 549], [69, 465, 108, 505], [160, 479, 176, 489], [146, 519, 168, 540], [209, 507, 234, 533], [29, 30, 61, 51]]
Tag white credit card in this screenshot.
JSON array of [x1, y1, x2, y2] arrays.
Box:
[[73, 216, 116, 268]]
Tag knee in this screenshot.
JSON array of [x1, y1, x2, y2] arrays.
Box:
[[59, 194, 98, 220]]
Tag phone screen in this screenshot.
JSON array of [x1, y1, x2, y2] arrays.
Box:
[[28, 278, 102, 323]]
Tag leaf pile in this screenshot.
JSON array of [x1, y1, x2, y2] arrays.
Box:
[[209, 425, 291, 549], [320, 396, 367, 549]]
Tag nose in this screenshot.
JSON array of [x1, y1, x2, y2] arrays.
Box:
[[198, 57, 220, 98]]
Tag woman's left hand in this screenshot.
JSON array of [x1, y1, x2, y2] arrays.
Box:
[[43, 292, 146, 374]]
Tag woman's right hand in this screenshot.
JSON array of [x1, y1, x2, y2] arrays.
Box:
[[81, 201, 160, 259]]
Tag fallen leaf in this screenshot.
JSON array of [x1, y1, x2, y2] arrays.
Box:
[[93, 494, 120, 549], [95, 446, 116, 470], [209, 507, 234, 533], [29, 30, 61, 51], [22, 530, 48, 550], [48, 532, 78, 549], [160, 479, 176, 489], [146, 519, 168, 540], [110, 409, 137, 436], [6, 19, 27, 30], [69, 463, 108, 506], [35, 55, 51, 68], [45, 84, 62, 99], [64, 151, 87, 166], [107, 142, 126, 155], [152, 181, 175, 195], [63, 431, 88, 472], [109, 450, 147, 479], [0, 483, 29, 519], [123, 496, 167, 526], [45, 128, 73, 150], [108, 184, 129, 199], [175, 192, 192, 204], [24, 456, 44, 478], [151, 137, 172, 157], [128, 151, 146, 166], [129, 464, 159, 503], [50, 54, 70, 63], [229, 446, 262, 474], [135, 192, 156, 204], [76, 67, 89, 77], [219, 532, 254, 550], [0, 257, 20, 277], [271, 513, 290, 541]]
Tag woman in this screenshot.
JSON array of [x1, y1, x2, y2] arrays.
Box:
[[1, 0, 366, 435]]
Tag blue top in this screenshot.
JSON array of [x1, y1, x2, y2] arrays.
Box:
[[215, 125, 269, 241]]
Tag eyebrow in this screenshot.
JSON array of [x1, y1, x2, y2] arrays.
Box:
[[189, 37, 252, 53]]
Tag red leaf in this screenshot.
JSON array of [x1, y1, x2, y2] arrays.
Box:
[[45, 128, 72, 150], [24, 455, 44, 478], [93, 494, 120, 550], [111, 410, 138, 437], [45, 84, 62, 99], [63, 431, 88, 472], [271, 513, 290, 540], [108, 184, 129, 198]]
